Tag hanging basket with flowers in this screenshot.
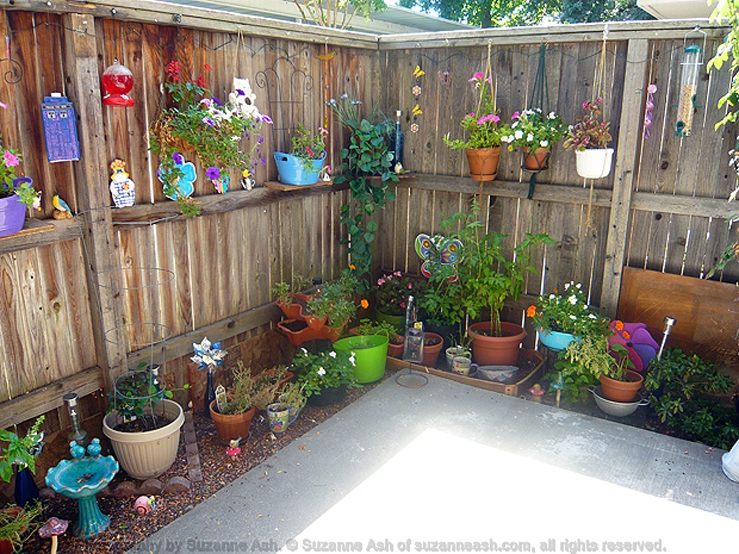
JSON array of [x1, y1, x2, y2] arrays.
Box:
[[149, 62, 272, 216], [562, 98, 613, 179]]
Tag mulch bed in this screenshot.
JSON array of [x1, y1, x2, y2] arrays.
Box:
[[22, 381, 386, 554]]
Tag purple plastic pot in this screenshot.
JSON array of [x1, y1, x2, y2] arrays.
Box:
[[0, 194, 26, 237]]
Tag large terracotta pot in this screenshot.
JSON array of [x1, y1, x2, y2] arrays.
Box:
[[599, 370, 644, 403], [523, 147, 550, 171], [468, 321, 526, 366], [103, 398, 184, 480], [465, 147, 501, 182], [210, 400, 256, 444]]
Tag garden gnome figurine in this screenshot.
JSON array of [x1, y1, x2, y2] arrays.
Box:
[[109, 158, 136, 208], [134, 495, 156, 515], [227, 438, 241, 456], [528, 384, 545, 403]]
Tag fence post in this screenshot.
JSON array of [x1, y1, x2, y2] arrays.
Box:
[[62, 13, 128, 391], [600, 38, 649, 318]]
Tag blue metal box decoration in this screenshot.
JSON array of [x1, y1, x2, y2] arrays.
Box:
[[42, 93, 80, 163]]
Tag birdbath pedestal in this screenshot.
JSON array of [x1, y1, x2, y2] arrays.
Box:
[[45, 439, 119, 539]]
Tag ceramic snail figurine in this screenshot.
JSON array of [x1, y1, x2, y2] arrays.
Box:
[[109, 158, 136, 208], [134, 495, 156, 515]]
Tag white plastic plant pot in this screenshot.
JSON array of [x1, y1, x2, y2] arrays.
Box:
[[575, 148, 614, 179]]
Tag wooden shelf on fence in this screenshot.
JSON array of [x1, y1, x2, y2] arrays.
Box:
[[264, 179, 335, 192], [0, 218, 55, 241], [387, 348, 544, 397]]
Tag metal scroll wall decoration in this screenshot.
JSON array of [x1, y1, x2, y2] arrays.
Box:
[[254, 54, 315, 154]]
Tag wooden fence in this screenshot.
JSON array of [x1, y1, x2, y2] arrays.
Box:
[[0, 5, 736, 443]]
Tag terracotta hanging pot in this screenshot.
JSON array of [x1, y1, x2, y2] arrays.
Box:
[[523, 147, 551, 172], [465, 147, 501, 181]]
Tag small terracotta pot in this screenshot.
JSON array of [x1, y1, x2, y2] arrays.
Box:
[[210, 400, 256, 444], [523, 147, 550, 171], [599, 370, 644, 403], [465, 147, 501, 182], [421, 332, 444, 368], [388, 337, 405, 358]]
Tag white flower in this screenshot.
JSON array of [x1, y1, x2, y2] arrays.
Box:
[[329, 351, 337, 358], [512, 121, 519, 129], [569, 315, 577, 320], [549, 294, 556, 299], [548, 111, 556, 119], [576, 283, 582, 289], [301, 348, 308, 354], [317, 367, 326, 377], [527, 133, 534, 142], [589, 314, 597, 319], [514, 129, 524, 140], [568, 295, 578, 305], [349, 354, 356, 366], [564, 283, 571, 290], [540, 140, 549, 147]]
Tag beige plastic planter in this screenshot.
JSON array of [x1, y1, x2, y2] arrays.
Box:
[[103, 398, 184, 480]]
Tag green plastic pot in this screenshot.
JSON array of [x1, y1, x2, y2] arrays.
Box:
[[334, 334, 389, 384]]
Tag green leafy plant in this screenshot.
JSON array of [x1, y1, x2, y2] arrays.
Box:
[[292, 348, 358, 397], [278, 382, 307, 413], [293, 0, 387, 30], [355, 318, 402, 341], [416, 234, 466, 330], [709, 0, 739, 131], [502, 108, 567, 151], [291, 122, 327, 170], [0, 139, 41, 210], [329, 94, 398, 294], [444, 71, 510, 150], [562, 98, 612, 151], [644, 347, 738, 448], [443, 205, 553, 337], [306, 272, 359, 330], [525, 281, 609, 338], [219, 361, 283, 415], [0, 416, 45, 483], [0, 502, 43, 552]]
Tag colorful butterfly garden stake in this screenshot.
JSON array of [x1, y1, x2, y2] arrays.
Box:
[[415, 233, 463, 280]]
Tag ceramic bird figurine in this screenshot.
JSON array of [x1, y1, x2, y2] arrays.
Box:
[[134, 495, 156, 515], [52, 195, 73, 219], [227, 438, 242, 456], [69, 441, 86, 460], [86, 438, 101, 458]]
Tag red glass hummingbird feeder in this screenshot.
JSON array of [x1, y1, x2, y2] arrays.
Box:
[[102, 59, 135, 107]]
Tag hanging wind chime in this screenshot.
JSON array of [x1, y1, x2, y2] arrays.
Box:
[[523, 43, 552, 200]]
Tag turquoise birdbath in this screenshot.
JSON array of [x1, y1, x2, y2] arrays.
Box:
[[45, 438, 119, 539]]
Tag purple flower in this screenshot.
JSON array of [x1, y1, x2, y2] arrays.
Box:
[[469, 71, 484, 81], [202, 117, 216, 127], [212, 97, 221, 106], [511, 111, 520, 120], [200, 98, 212, 108], [257, 135, 264, 144], [236, 89, 245, 96], [260, 115, 273, 125], [172, 152, 184, 165], [206, 166, 220, 180]]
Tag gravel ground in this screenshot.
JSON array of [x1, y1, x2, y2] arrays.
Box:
[[22, 381, 384, 554]]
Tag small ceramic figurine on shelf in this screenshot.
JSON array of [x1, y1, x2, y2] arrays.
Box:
[[241, 168, 255, 191], [528, 384, 545, 403], [134, 495, 156, 515], [109, 158, 136, 208], [319, 164, 332, 182], [52, 194, 73, 219], [227, 438, 241, 456]]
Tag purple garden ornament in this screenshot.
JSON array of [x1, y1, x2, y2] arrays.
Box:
[[644, 84, 656, 139]]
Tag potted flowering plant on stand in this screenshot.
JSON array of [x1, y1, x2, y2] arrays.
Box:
[[292, 348, 359, 406], [526, 281, 609, 352], [374, 271, 422, 332], [562, 98, 613, 179], [150, 62, 272, 216], [274, 122, 328, 185], [0, 140, 41, 237], [502, 108, 567, 171], [444, 71, 510, 181]]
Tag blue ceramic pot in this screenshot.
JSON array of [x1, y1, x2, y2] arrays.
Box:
[[274, 152, 325, 185], [539, 329, 577, 352]]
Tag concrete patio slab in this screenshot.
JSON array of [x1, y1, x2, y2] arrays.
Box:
[[129, 371, 739, 554]]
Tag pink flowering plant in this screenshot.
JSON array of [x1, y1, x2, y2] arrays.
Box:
[[375, 271, 422, 316], [502, 108, 567, 151], [0, 140, 41, 210], [444, 71, 510, 150], [562, 98, 612, 151], [291, 122, 327, 170]]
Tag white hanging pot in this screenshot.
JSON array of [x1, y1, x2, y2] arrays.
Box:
[[575, 148, 614, 179]]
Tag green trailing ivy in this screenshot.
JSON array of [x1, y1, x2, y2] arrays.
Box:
[[330, 95, 398, 294], [708, 0, 739, 130]]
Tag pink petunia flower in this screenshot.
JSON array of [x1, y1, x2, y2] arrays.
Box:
[[3, 151, 19, 167]]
